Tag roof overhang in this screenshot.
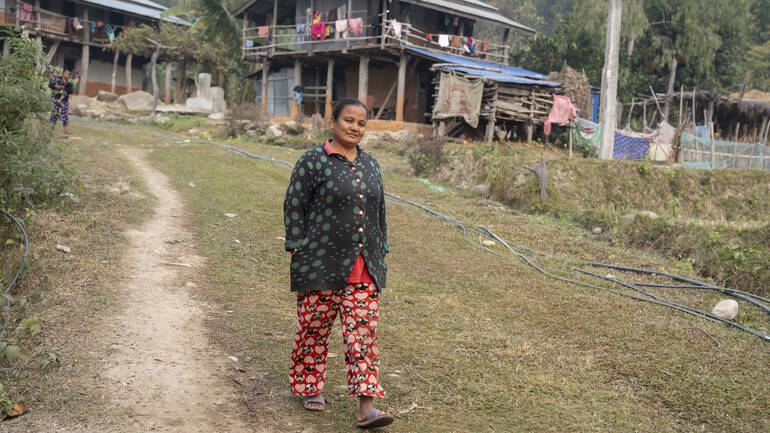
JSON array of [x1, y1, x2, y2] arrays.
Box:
[[401, 0, 536, 34], [77, 0, 190, 26]]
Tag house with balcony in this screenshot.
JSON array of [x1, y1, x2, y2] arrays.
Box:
[[235, 0, 566, 141], [0, 0, 186, 96]]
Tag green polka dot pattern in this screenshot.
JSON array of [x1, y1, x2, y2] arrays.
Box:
[[284, 143, 389, 292]]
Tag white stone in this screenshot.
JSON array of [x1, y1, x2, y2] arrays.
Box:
[[266, 124, 284, 137], [592, 227, 602, 234], [208, 112, 225, 120], [712, 299, 739, 320], [638, 210, 658, 219], [185, 73, 226, 114], [473, 184, 490, 195], [227, 355, 238, 362], [481, 240, 496, 247], [55, 244, 71, 253], [119, 91, 155, 112]]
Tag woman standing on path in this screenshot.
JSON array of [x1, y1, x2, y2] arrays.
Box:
[[283, 98, 394, 429], [50, 70, 72, 135]]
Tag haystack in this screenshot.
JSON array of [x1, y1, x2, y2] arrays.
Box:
[[548, 63, 592, 118]]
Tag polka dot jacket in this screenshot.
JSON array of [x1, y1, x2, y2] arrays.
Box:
[[284, 142, 389, 292]]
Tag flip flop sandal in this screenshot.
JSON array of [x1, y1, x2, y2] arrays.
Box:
[[356, 409, 394, 429], [302, 394, 325, 411]]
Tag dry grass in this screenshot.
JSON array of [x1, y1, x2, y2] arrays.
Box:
[[139, 130, 769, 433]]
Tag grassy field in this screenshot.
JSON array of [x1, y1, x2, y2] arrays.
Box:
[[124, 124, 769, 433], [4, 119, 766, 432]]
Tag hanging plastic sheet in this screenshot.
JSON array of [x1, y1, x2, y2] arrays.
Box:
[[432, 72, 483, 128]]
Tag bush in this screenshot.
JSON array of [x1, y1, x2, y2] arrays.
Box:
[[0, 35, 71, 211], [408, 136, 447, 176]]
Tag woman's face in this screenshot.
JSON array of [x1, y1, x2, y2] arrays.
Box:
[[331, 104, 367, 148]]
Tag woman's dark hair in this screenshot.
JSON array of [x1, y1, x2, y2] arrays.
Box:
[[332, 98, 368, 121]]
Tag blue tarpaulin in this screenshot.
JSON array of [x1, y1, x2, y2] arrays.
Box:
[[405, 47, 560, 87]]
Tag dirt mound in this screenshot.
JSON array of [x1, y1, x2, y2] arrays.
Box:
[[548, 64, 592, 118]]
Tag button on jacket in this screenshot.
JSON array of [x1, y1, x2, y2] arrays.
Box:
[[284, 142, 389, 292]]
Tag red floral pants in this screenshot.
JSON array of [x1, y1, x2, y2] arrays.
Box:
[[290, 283, 384, 397]]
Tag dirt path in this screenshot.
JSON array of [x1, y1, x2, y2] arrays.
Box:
[[95, 148, 254, 432]]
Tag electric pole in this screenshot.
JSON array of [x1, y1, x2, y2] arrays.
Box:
[[599, 0, 622, 159]]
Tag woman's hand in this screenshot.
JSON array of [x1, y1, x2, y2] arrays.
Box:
[[291, 248, 299, 255]]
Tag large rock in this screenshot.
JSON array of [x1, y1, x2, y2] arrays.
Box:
[[96, 90, 118, 102], [712, 299, 739, 320], [119, 91, 155, 112], [70, 95, 89, 107], [281, 120, 304, 135]]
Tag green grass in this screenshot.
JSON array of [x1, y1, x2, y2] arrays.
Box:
[[133, 129, 769, 433]]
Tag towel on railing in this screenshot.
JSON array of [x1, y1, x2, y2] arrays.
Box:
[[391, 19, 402, 38], [480, 41, 488, 52], [245, 39, 254, 48], [73, 17, 83, 30], [258, 26, 270, 37], [20, 3, 32, 21], [103, 23, 114, 43], [348, 17, 363, 37], [335, 20, 348, 39], [311, 22, 325, 40], [296, 24, 305, 42], [438, 34, 449, 47], [451, 35, 461, 48]]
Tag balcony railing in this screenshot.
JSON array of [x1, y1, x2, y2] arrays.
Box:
[[242, 18, 509, 65], [2, 5, 127, 46]]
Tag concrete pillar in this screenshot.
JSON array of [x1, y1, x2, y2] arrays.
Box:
[[79, 7, 89, 95], [395, 54, 406, 122], [292, 60, 302, 118], [598, 0, 622, 159], [325, 58, 335, 119], [261, 61, 270, 118], [358, 55, 369, 103], [125, 54, 133, 93]]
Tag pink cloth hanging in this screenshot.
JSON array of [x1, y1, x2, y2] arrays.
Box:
[[258, 26, 270, 37], [480, 41, 488, 52], [544, 95, 577, 136], [311, 22, 326, 40], [348, 17, 363, 37], [20, 3, 33, 21]]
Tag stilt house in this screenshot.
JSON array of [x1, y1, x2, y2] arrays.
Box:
[[0, 0, 186, 96], [235, 0, 564, 140]]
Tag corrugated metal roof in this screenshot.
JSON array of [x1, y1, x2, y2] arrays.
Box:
[[406, 47, 558, 86], [79, 0, 189, 25], [401, 0, 535, 34], [457, 0, 499, 12]]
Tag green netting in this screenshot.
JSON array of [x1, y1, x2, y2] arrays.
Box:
[[680, 132, 770, 170]]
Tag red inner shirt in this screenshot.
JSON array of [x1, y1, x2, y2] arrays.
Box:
[[324, 140, 374, 285]]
